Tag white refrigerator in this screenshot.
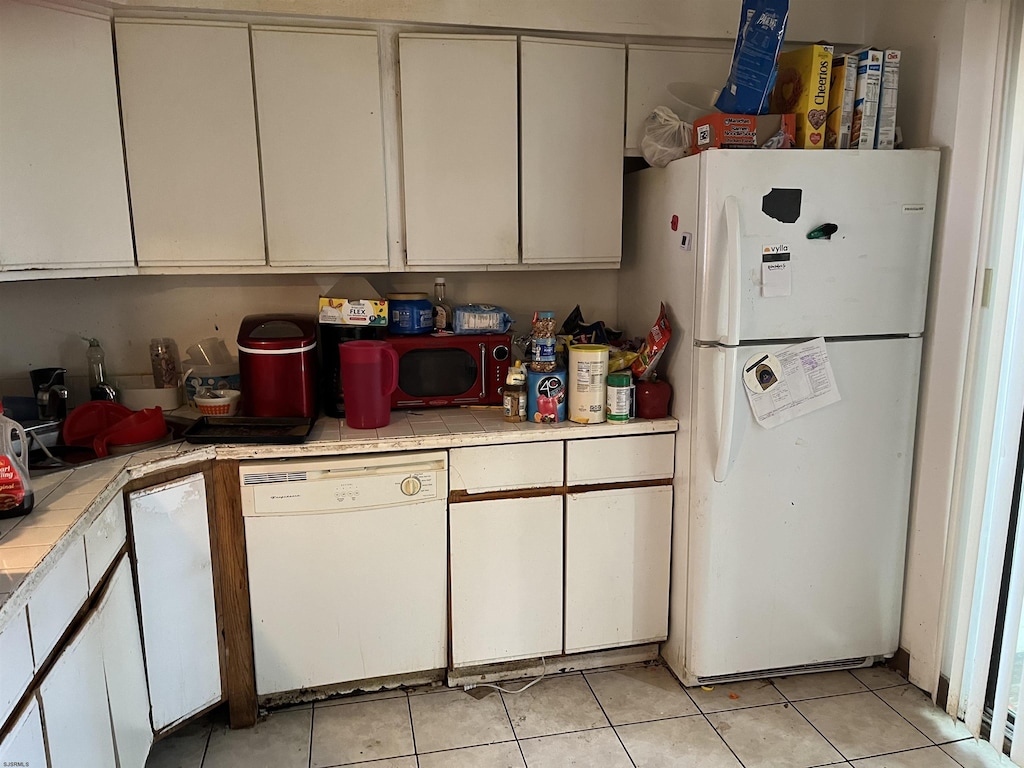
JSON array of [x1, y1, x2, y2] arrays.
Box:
[[620, 148, 940, 685]]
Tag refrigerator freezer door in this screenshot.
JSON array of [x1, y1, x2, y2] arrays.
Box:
[[694, 149, 939, 344], [686, 337, 921, 682]]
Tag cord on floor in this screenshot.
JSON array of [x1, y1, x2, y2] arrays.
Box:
[[464, 657, 547, 695]]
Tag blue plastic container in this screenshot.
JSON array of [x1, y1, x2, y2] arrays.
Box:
[[387, 293, 434, 335]]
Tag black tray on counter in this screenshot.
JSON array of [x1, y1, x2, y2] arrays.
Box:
[[183, 416, 315, 444]]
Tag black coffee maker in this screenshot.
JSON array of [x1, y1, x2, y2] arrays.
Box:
[[319, 323, 386, 417]]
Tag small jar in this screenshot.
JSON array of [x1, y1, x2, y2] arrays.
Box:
[[530, 311, 557, 372], [150, 338, 179, 389], [503, 361, 527, 423], [606, 372, 635, 423], [387, 293, 434, 335]]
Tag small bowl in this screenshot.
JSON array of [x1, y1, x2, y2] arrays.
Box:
[[194, 389, 241, 416]]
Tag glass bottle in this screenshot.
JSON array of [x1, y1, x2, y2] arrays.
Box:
[[503, 361, 527, 423], [433, 277, 454, 332]]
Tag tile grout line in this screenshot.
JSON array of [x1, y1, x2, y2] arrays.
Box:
[[405, 691, 421, 767], [308, 703, 315, 768], [496, 688, 531, 767], [867, 686, 940, 748], [200, 721, 214, 768], [579, 670, 637, 768], [776, 681, 858, 763]]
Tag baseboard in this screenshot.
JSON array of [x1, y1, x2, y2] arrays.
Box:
[[446, 644, 660, 687]]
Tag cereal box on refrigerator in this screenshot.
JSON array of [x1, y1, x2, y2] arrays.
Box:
[[851, 48, 883, 149], [825, 52, 858, 149], [875, 49, 902, 149], [770, 44, 834, 149]]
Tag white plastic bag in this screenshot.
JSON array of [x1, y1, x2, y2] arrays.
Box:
[[640, 106, 692, 167]]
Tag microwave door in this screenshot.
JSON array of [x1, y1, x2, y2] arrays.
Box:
[[393, 346, 481, 407]]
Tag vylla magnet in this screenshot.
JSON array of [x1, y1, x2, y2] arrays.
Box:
[[743, 352, 782, 393]]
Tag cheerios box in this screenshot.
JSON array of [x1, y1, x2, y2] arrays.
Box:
[[770, 44, 834, 149], [318, 277, 388, 326]]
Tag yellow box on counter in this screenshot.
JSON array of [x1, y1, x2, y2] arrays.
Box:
[[318, 276, 388, 326], [770, 44, 834, 149]]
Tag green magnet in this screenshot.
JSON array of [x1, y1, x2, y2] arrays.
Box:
[[807, 223, 839, 240]]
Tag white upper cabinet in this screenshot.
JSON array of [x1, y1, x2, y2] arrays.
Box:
[[116, 20, 265, 267], [520, 38, 625, 266], [625, 45, 732, 156], [252, 27, 388, 268], [400, 34, 519, 266], [0, 2, 133, 273]]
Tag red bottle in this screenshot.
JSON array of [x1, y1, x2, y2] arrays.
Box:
[[636, 378, 672, 419]]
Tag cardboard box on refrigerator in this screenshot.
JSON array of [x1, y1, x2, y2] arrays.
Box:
[[851, 48, 883, 149], [318, 276, 388, 326], [692, 113, 795, 152], [826, 53, 858, 149], [875, 49, 902, 149], [770, 44, 834, 149]]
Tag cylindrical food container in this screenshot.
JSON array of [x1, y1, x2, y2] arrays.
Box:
[[568, 345, 609, 424], [387, 293, 434, 335], [237, 314, 318, 418], [527, 367, 567, 424], [606, 372, 635, 423]]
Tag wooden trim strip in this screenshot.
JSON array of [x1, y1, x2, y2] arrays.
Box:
[[211, 459, 258, 729], [448, 477, 672, 503]]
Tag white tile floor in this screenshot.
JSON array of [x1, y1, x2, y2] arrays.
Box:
[[146, 662, 1017, 768]]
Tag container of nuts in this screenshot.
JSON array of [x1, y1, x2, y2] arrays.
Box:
[[530, 311, 557, 372]]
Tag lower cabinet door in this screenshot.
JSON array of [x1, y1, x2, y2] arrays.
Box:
[[130, 473, 221, 731], [450, 495, 563, 667], [0, 698, 46, 768], [100, 557, 153, 768], [40, 606, 117, 768], [564, 486, 672, 654]]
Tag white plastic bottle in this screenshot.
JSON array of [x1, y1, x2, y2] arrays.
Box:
[[0, 404, 33, 518]]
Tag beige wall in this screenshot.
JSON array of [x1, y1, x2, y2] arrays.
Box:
[[0, 270, 620, 403]]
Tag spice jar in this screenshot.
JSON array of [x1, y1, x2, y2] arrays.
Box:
[[150, 338, 180, 389], [503, 361, 527, 422], [530, 311, 557, 372]]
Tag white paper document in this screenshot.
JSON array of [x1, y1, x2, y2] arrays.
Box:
[[742, 338, 841, 429]]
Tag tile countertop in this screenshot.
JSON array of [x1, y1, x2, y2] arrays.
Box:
[[0, 407, 678, 630]]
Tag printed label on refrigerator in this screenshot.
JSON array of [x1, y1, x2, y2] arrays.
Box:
[[742, 338, 841, 429], [761, 244, 792, 298]]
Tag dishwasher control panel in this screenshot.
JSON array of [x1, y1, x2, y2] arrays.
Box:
[[239, 452, 447, 517]]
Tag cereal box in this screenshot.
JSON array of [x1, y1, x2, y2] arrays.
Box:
[[692, 113, 796, 153], [826, 53, 858, 149], [875, 49, 901, 149], [770, 44, 834, 149], [851, 48, 883, 149]]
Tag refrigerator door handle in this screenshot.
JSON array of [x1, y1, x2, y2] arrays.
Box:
[[723, 197, 742, 346], [714, 347, 737, 483]]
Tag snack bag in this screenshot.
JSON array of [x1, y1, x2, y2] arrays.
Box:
[[715, 0, 790, 115], [631, 304, 673, 381]]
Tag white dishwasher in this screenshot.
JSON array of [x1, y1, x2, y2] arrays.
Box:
[[240, 451, 448, 697]]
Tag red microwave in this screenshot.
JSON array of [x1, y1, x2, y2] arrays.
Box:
[[386, 333, 511, 409]]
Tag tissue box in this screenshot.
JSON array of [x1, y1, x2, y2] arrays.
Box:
[[318, 277, 388, 326], [692, 113, 795, 152]]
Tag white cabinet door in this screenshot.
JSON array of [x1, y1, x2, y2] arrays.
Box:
[[116, 20, 265, 267], [400, 34, 519, 266], [252, 27, 388, 268], [0, 698, 46, 768], [0, 1, 133, 272], [450, 495, 563, 667], [40, 606, 117, 768], [84, 492, 127, 591], [564, 486, 672, 653], [100, 557, 153, 768], [624, 45, 732, 155], [130, 473, 221, 731], [565, 434, 675, 486], [521, 38, 625, 265], [27, 537, 89, 669], [0, 610, 33, 727]]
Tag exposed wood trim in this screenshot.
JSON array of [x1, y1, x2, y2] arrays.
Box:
[[448, 477, 672, 503], [210, 459, 258, 729]]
